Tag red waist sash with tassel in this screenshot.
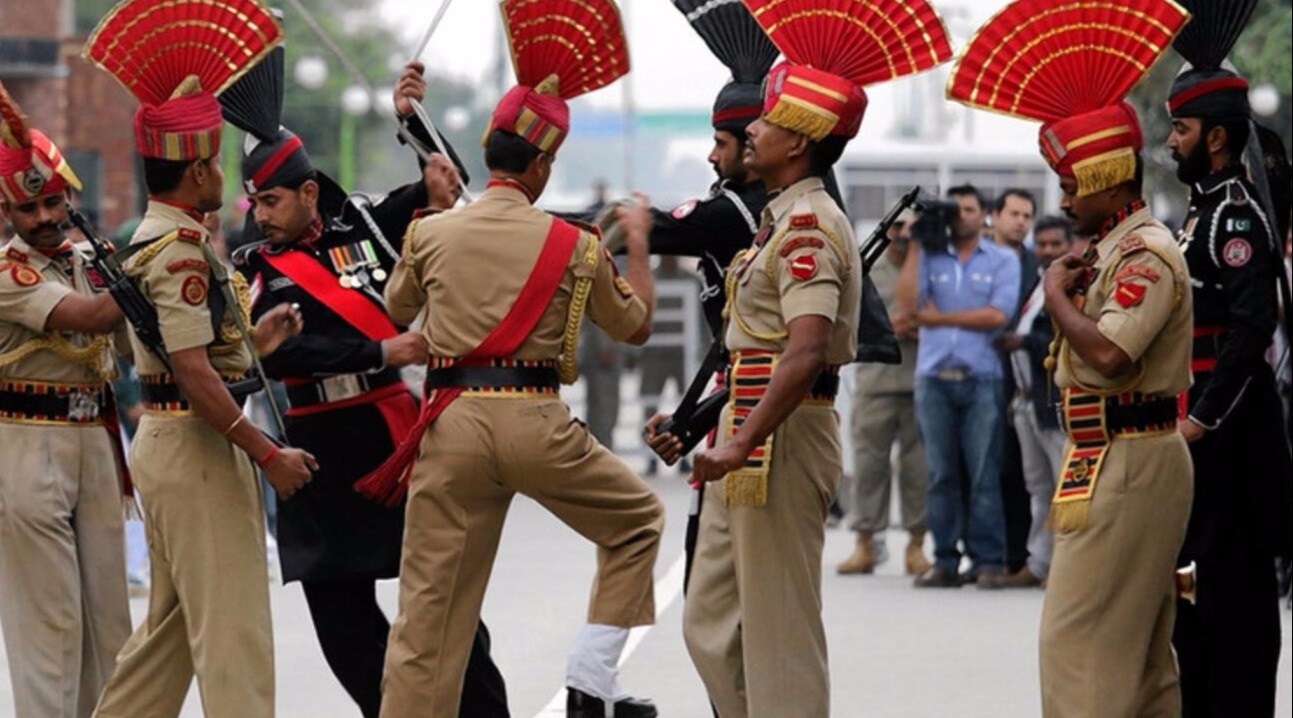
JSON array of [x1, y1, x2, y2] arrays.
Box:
[[354, 218, 582, 506]]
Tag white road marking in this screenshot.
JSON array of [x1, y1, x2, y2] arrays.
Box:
[[532, 551, 688, 717]]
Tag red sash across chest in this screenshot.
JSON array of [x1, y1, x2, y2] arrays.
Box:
[[259, 249, 399, 341]]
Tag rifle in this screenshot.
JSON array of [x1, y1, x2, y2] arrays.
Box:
[[652, 186, 924, 462], [64, 202, 172, 372]]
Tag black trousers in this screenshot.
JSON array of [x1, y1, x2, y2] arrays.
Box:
[[302, 579, 511, 718], [1173, 552, 1282, 718]]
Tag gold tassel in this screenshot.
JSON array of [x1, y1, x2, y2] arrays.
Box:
[[724, 470, 768, 508], [1074, 150, 1136, 198], [1048, 500, 1090, 535], [764, 99, 835, 142]]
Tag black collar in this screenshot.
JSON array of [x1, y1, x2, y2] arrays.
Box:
[[1194, 164, 1246, 197]]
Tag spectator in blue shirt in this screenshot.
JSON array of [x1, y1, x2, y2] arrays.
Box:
[[897, 185, 1021, 589]]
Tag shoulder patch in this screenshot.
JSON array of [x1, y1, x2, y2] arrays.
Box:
[[787, 252, 819, 281], [1113, 280, 1147, 309], [166, 258, 211, 275], [1114, 264, 1160, 284], [1222, 238, 1253, 268], [671, 199, 699, 220], [181, 275, 209, 306], [10, 264, 41, 287], [789, 213, 818, 230], [176, 228, 204, 244], [779, 235, 826, 257], [1118, 234, 1146, 257]]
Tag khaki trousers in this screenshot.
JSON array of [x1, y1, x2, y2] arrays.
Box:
[[0, 423, 130, 718], [94, 415, 274, 718], [684, 405, 841, 718], [1040, 433, 1192, 718], [380, 397, 664, 718], [848, 392, 926, 534]]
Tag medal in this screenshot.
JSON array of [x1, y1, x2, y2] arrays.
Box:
[[339, 274, 354, 288], [373, 268, 388, 282]]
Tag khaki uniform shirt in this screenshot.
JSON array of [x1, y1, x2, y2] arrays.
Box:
[[0, 236, 112, 383], [126, 201, 251, 377], [725, 177, 861, 365], [1053, 208, 1192, 397], [387, 184, 648, 359]]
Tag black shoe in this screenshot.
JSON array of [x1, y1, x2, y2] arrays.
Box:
[[959, 569, 979, 585], [913, 567, 964, 589], [976, 566, 1006, 590], [567, 688, 659, 718]]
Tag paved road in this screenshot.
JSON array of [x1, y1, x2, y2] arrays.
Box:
[[2, 463, 1290, 717]]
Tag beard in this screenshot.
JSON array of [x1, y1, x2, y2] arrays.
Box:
[[1174, 139, 1213, 185]]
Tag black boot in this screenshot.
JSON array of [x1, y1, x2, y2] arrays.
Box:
[[567, 688, 658, 718]]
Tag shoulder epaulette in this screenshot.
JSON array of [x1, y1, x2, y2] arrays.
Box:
[[5, 247, 30, 264], [789, 213, 819, 230], [1118, 234, 1147, 257], [231, 240, 270, 268], [176, 227, 205, 244]]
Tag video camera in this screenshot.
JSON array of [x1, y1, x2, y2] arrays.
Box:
[[910, 199, 960, 253]]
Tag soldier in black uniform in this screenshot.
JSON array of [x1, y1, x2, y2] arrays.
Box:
[[220, 55, 509, 718], [1165, 5, 1293, 714]]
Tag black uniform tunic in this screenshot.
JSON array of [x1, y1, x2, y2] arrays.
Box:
[[236, 176, 427, 582], [1173, 165, 1292, 718]]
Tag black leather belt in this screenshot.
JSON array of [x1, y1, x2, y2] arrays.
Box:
[[141, 375, 262, 410], [809, 372, 841, 400], [285, 369, 402, 408], [1104, 395, 1179, 432], [424, 365, 560, 392], [0, 384, 107, 423]]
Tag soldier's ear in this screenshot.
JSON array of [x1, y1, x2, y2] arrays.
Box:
[[1205, 124, 1229, 157], [300, 179, 320, 210]]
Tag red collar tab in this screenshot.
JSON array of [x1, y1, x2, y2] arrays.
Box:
[[487, 177, 537, 204], [1097, 199, 1148, 242], [150, 196, 206, 223]]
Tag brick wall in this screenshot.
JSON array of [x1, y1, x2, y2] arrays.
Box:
[[1, 0, 138, 234]]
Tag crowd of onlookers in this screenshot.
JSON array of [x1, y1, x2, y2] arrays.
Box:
[[832, 185, 1293, 603]]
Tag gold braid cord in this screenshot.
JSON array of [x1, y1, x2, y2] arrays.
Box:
[[558, 233, 601, 385], [210, 272, 252, 355], [0, 333, 113, 381]]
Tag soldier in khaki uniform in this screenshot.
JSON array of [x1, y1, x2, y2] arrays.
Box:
[[372, 4, 663, 717], [948, 3, 1195, 715], [0, 84, 131, 718], [649, 3, 952, 715], [83, 4, 314, 717]]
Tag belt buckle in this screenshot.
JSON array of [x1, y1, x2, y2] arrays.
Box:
[[67, 388, 102, 422], [321, 374, 364, 403], [937, 368, 968, 382]]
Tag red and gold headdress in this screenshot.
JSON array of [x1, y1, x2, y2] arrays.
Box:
[[948, 0, 1190, 197], [488, 0, 631, 155], [0, 80, 82, 205], [741, 0, 953, 141], [83, 0, 284, 162]]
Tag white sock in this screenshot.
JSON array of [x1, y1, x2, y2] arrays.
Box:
[[566, 623, 631, 702]]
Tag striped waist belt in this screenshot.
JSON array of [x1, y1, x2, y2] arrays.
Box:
[[140, 373, 256, 412], [1059, 389, 1178, 441], [725, 351, 840, 406], [0, 380, 108, 424], [721, 351, 842, 510], [424, 358, 560, 398], [1051, 388, 1178, 533]]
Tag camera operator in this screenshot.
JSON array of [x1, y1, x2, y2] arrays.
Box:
[[897, 187, 1021, 589]]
